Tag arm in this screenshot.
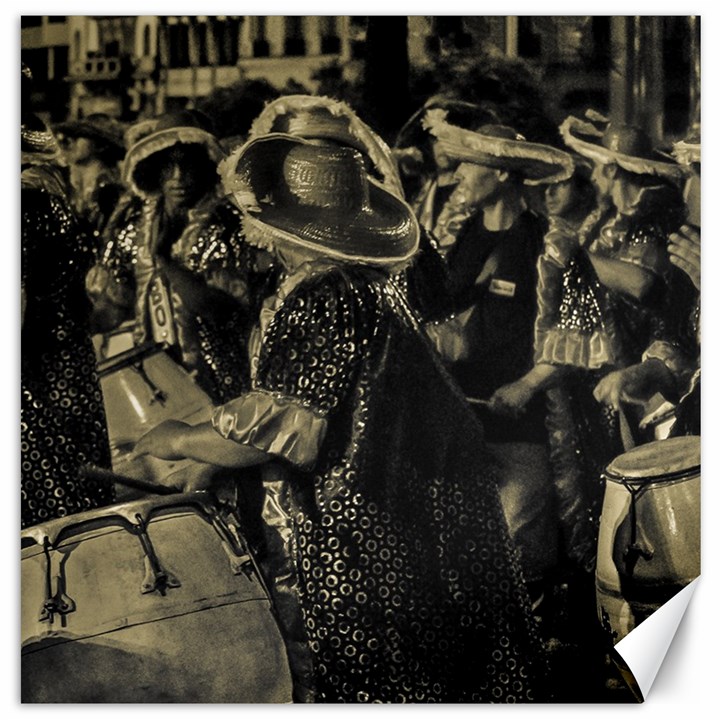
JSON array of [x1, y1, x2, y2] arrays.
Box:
[[134, 419, 270, 468], [586, 252, 657, 301], [488, 363, 564, 416], [592, 358, 677, 411]]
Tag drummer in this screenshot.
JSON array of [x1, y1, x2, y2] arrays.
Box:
[[593, 132, 701, 437], [86, 110, 278, 404], [133, 132, 547, 702]]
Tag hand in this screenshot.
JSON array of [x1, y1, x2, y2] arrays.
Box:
[[488, 379, 536, 417], [132, 420, 191, 461], [668, 224, 700, 291], [593, 361, 670, 411]]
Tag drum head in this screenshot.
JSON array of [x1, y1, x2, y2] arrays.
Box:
[[605, 436, 700, 483]]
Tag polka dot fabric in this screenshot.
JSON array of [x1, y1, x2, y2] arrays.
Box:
[[22, 183, 114, 528], [254, 268, 545, 702]]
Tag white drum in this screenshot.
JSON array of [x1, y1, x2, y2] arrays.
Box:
[[596, 436, 700, 643], [22, 493, 293, 702]]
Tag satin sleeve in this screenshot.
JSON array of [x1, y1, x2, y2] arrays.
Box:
[[212, 269, 376, 468]]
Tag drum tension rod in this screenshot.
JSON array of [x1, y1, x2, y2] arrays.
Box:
[[39, 537, 76, 624], [132, 360, 168, 406], [133, 513, 181, 595], [621, 481, 654, 580]]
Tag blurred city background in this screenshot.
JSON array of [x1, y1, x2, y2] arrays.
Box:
[[21, 16, 700, 150]]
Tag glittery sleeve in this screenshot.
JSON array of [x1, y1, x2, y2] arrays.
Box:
[[533, 253, 621, 369], [211, 390, 327, 469], [255, 270, 376, 417], [178, 199, 260, 306]]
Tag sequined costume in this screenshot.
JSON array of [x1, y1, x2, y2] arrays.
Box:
[[213, 265, 545, 702], [21, 166, 114, 529], [92, 193, 277, 403], [533, 186, 689, 569]]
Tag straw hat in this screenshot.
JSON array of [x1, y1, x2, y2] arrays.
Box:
[[21, 63, 59, 164], [54, 113, 126, 157], [423, 108, 574, 186], [559, 111, 686, 181], [123, 110, 225, 196], [248, 95, 404, 199], [222, 134, 419, 266]]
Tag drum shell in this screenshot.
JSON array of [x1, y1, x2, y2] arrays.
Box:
[[21, 495, 292, 703], [98, 345, 214, 490], [596, 438, 700, 643]]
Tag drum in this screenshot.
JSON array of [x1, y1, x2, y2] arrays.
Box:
[[21, 493, 293, 702], [93, 319, 136, 362], [97, 343, 214, 492], [596, 436, 700, 643]]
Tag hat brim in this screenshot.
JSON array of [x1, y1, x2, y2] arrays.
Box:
[[559, 116, 687, 180], [54, 121, 125, 151], [423, 109, 574, 186], [223, 134, 419, 266], [123, 127, 225, 196]]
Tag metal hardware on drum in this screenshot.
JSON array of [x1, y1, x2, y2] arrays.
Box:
[[132, 512, 182, 595], [39, 538, 76, 625]]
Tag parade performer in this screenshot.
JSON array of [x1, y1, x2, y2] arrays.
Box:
[[133, 133, 546, 703], [21, 65, 114, 528]]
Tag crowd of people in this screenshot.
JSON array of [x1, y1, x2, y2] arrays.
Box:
[[21, 59, 701, 703]]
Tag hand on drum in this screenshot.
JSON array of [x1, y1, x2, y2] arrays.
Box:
[[132, 419, 191, 462], [593, 361, 674, 411]]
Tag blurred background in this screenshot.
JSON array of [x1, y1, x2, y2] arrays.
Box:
[[21, 15, 700, 147]]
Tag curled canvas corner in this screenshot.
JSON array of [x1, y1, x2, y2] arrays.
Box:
[[612, 578, 699, 701]]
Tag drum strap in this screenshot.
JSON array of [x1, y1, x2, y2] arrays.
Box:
[[148, 272, 178, 347]]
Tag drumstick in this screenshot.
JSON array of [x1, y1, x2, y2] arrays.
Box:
[[80, 464, 179, 496]]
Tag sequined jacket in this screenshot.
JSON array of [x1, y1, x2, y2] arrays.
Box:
[[535, 185, 688, 371], [212, 265, 545, 702], [92, 191, 277, 402]]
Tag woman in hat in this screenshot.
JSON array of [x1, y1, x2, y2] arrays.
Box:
[[54, 113, 126, 241], [86, 110, 277, 403], [593, 132, 701, 438], [21, 65, 114, 528], [133, 133, 546, 702]]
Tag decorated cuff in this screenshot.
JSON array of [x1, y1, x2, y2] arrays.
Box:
[[212, 390, 327, 469], [534, 328, 619, 370]]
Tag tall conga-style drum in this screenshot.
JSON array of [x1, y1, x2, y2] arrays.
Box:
[[596, 436, 700, 643], [97, 343, 214, 493], [22, 493, 293, 702]]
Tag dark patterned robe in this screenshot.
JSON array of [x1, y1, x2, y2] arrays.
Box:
[[212, 265, 545, 702], [21, 167, 114, 528], [95, 192, 277, 403]]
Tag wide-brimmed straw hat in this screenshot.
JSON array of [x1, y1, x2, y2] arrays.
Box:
[[21, 63, 59, 164], [123, 110, 225, 196], [222, 134, 419, 266], [422, 108, 574, 186], [248, 95, 404, 199], [54, 113, 126, 155], [21, 113, 59, 164], [559, 111, 686, 181]]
